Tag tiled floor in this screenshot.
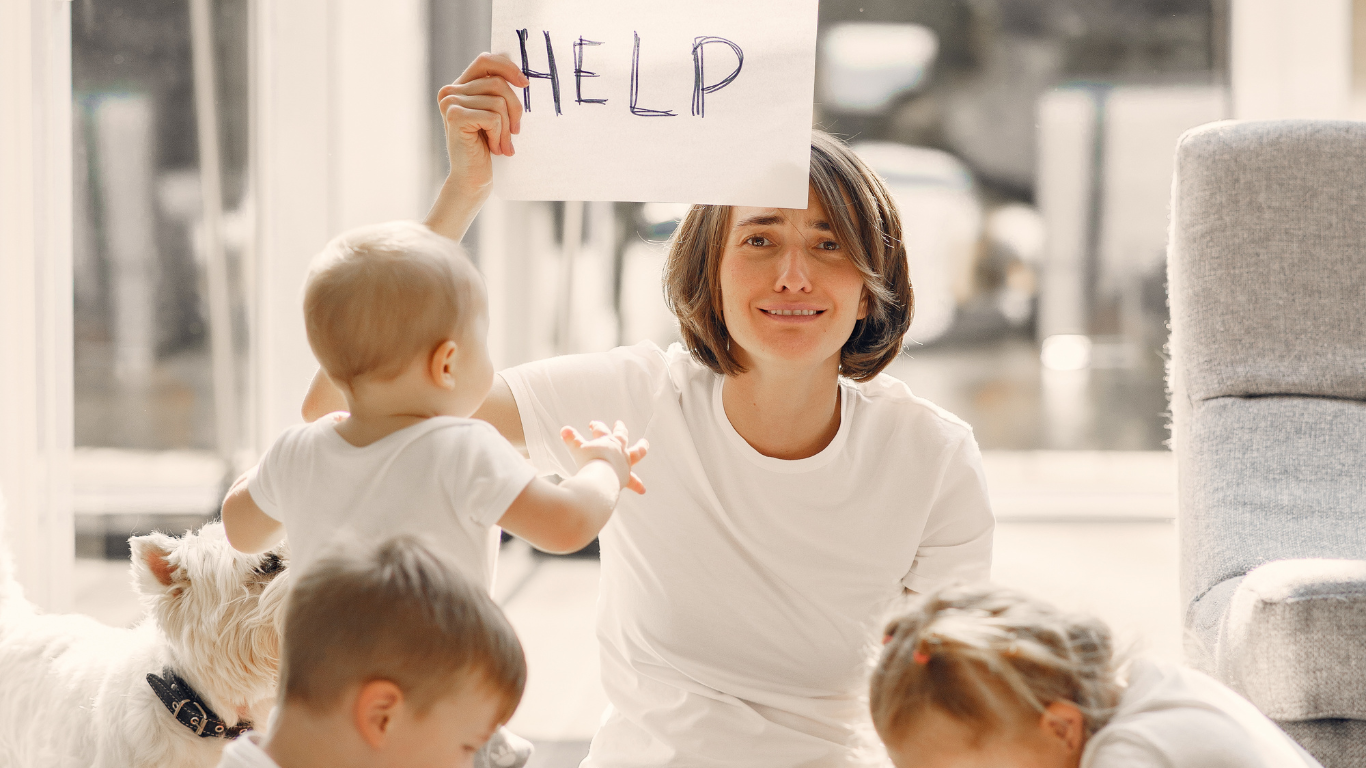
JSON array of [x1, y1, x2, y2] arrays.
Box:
[[68, 450, 1181, 767]]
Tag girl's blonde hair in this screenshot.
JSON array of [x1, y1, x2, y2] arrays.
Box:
[[870, 584, 1123, 745]]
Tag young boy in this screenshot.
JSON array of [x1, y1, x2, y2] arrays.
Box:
[[221, 219, 647, 577], [221, 220, 646, 766], [216, 535, 528, 768]]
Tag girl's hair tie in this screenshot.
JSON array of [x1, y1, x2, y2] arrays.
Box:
[[913, 649, 931, 665]]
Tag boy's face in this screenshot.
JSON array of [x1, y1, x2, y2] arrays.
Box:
[[388, 684, 505, 768]]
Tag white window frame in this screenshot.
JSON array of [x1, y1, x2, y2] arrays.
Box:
[[251, 0, 429, 450], [0, 0, 74, 611], [1231, 0, 1354, 119]]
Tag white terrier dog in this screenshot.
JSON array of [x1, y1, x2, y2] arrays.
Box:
[[0, 507, 289, 768]]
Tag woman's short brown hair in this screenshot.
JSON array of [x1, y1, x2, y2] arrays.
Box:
[[663, 130, 912, 382]]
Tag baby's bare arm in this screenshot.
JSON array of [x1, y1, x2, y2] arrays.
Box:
[[221, 468, 284, 554], [497, 421, 647, 553], [498, 464, 620, 554]]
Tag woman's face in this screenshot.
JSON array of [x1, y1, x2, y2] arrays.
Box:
[[717, 191, 868, 374]]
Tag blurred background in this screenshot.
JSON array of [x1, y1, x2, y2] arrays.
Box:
[[67, 0, 1226, 545], [60, 0, 1365, 547], [4, 0, 1365, 763]]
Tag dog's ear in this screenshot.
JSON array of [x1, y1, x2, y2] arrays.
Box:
[[130, 533, 185, 594]]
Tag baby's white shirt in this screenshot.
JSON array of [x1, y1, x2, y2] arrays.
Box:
[[249, 416, 535, 590]]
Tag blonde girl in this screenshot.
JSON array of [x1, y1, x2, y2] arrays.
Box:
[[871, 584, 1321, 768]]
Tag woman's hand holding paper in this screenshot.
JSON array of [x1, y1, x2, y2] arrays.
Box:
[[426, 53, 528, 240]]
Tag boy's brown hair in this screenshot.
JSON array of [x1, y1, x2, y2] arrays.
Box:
[[870, 584, 1122, 745], [304, 221, 479, 388], [278, 535, 525, 721], [663, 130, 913, 382]]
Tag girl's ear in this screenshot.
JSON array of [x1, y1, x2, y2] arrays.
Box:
[[428, 340, 459, 389], [1039, 701, 1086, 755]]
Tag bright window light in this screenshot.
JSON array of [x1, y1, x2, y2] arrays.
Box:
[[1041, 334, 1092, 371]]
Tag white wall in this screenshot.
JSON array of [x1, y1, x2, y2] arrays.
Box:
[[0, 0, 74, 611], [1232, 0, 1354, 120], [252, 0, 430, 451]]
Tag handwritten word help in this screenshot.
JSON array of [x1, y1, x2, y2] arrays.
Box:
[[516, 30, 744, 119], [489, 0, 817, 206]]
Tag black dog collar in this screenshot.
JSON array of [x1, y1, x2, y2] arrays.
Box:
[[146, 669, 253, 739]]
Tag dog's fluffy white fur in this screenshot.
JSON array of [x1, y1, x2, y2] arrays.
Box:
[[0, 509, 289, 768]]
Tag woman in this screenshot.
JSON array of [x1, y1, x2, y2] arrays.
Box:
[[309, 54, 993, 766]]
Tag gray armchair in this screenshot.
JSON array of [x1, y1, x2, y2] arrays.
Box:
[[1168, 119, 1366, 767]]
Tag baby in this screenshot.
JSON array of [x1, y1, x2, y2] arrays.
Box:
[[222, 220, 646, 765], [223, 219, 646, 573], [871, 584, 1322, 768], [216, 535, 527, 768]]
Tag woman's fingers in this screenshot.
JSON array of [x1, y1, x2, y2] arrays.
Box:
[[444, 102, 505, 156], [454, 52, 529, 89], [445, 93, 514, 155], [439, 55, 527, 158], [458, 75, 524, 135], [626, 472, 647, 495]]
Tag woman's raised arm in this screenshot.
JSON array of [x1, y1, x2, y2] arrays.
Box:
[[475, 376, 526, 454], [424, 53, 529, 242]]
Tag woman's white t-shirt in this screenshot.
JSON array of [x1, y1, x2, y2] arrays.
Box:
[[501, 342, 993, 767], [1083, 657, 1323, 768]]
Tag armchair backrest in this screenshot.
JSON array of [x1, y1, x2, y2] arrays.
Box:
[[1168, 120, 1366, 612]]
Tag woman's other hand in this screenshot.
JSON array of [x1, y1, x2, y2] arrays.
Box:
[[426, 53, 529, 240]]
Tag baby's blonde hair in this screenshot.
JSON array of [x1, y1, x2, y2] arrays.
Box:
[[870, 584, 1123, 745], [304, 221, 478, 388]]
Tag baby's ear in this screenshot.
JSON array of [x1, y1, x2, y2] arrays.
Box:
[[130, 532, 186, 595], [429, 339, 460, 387]]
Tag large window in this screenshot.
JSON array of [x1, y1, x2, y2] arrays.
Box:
[[25, 1, 1362, 756]]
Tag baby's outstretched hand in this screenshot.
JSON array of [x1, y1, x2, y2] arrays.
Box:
[[561, 420, 648, 495]]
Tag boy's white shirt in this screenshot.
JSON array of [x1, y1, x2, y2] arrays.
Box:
[[1082, 657, 1324, 768], [500, 341, 994, 767], [249, 415, 535, 590], [217, 733, 279, 768]]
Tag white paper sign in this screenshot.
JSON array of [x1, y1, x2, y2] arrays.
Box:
[[490, 0, 818, 207]]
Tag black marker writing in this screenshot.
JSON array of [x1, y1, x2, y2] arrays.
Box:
[[691, 36, 743, 117], [517, 29, 562, 115], [573, 37, 607, 105], [630, 31, 676, 117]]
